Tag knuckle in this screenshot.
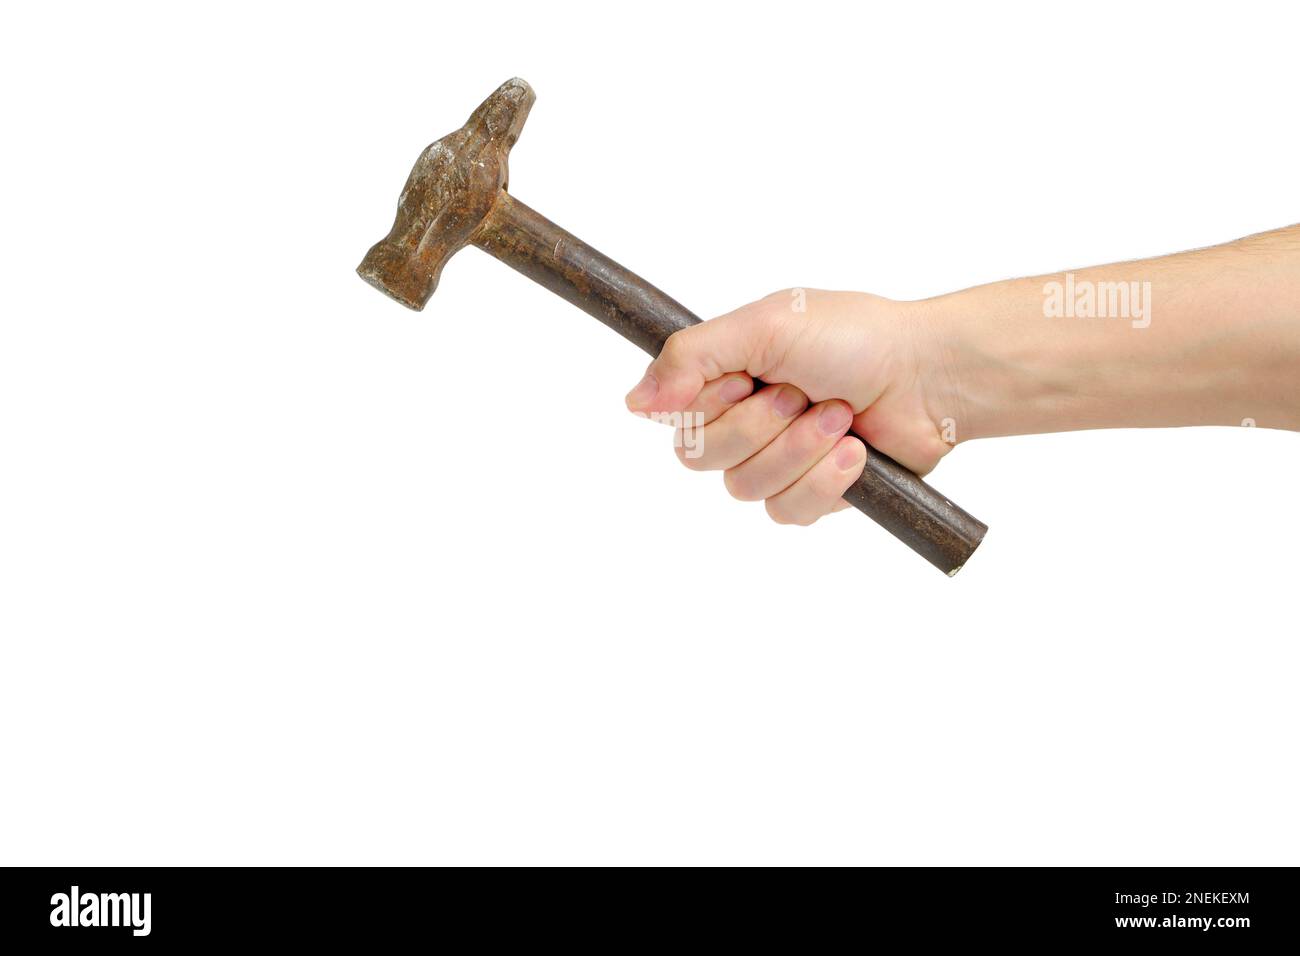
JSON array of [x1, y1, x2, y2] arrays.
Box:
[[765, 498, 814, 526], [723, 469, 761, 502], [659, 330, 690, 363], [737, 418, 770, 449], [807, 474, 843, 504], [729, 297, 783, 341], [764, 498, 794, 525], [732, 415, 776, 453], [811, 455, 863, 500], [675, 442, 710, 472], [752, 297, 788, 329], [791, 407, 830, 447]]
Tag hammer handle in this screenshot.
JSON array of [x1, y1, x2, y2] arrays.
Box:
[[475, 194, 987, 574]]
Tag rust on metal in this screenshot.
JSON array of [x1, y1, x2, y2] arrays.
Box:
[[357, 78, 988, 574]]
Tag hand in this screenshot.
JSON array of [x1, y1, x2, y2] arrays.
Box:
[[625, 289, 955, 526], [625, 227, 1300, 526]]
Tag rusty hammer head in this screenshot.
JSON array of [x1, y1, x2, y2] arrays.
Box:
[[357, 78, 535, 310]]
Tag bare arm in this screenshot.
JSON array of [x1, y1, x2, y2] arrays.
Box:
[[626, 226, 1300, 526], [923, 224, 1300, 440]]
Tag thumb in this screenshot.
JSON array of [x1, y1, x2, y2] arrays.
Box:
[[625, 300, 782, 412]]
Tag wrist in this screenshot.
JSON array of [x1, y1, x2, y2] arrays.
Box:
[[911, 278, 1076, 443]]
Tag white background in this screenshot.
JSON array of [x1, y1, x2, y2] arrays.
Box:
[[2, 1, 1296, 865]]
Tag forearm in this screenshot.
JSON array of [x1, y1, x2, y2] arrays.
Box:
[[919, 225, 1300, 440]]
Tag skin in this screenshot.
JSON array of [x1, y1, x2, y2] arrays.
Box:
[[626, 224, 1300, 526]]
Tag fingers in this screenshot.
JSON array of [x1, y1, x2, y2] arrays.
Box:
[[764, 437, 868, 526], [626, 301, 783, 413], [670, 373, 754, 461], [675, 384, 809, 471], [639, 369, 869, 527], [722, 400, 855, 501], [630, 372, 752, 432], [685, 373, 755, 426], [850, 408, 948, 478]]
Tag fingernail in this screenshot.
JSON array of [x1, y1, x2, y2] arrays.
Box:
[[818, 402, 852, 435], [836, 440, 862, 470], [625, 373, 658, 409], [773, 386, 806, 419], [719, 377, 751, 404]]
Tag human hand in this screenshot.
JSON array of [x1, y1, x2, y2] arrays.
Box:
[[626, 226, 1300, 526], [625, 289, 954, 525]]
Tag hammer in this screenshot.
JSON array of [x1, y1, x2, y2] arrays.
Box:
[[357, 79, 987, 574]]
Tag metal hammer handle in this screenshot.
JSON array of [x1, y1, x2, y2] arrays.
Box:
[[475, 194, 987, 574]]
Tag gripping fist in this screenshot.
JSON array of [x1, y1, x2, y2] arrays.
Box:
[[625, 289, 953, 525]]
